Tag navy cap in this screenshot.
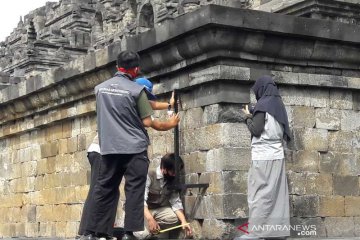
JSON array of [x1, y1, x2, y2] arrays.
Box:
[[135, 77, 157, 100]]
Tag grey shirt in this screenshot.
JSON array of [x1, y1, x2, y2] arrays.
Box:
[[95, 72, 151, 155]]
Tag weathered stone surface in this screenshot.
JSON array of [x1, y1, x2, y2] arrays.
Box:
[[319, 152, 335, 173], [67, 137, 78, 154], [304, 89, 330, 108], [71, 118, 81, 137], [180, 82, 250, 110], [203, 104, 247, 125], [181, 123, 250, 153], [315, 108, 341, 130], [289, 150, 319, 172], [324, 217, 356, 237], [355, 217, 360, 237], [292, 128, 328, 151], [198, 172, 223, 194], [293, 195, 319, 217], [292, 106, 315, 128], [150, 134, 167, 157], [185, 193, 248, 220], [22, 161, 37, 177], [182, 151, 207, 174], [304, 173, 332, 195], [328, 131, 356, 153], [320, 152, 359, 176], [189, 65, 250, 86], [272, 70, 299, 85], [40, 141, 59, 158], [24, 222, 39, 237], [280, 86, 306, 106], [345, 196, 360, 217], [287, 171, 306, 195], [180, 107, 204, 130], [319, 196, 345, 217], [222, 193, 248, 218], [18, 147, 32, 163], [341, 110, 360, 131], [281, 86, 329, 108], [201, 218, 233, 240], [77, 134, 87, 151], [184, 195, 203, 218], [330, 89, 353, 110], [287, 171, 332, 196], [354, 91, 360, 111], [206, 147, 251, 171], [315, 74, 347, 88], [333, 175, 360, 196], [222, 171, 248, 194], [59, 139, 68, 154]]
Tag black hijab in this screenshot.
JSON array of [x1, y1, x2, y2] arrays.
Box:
[[251, 76, 291, 141]]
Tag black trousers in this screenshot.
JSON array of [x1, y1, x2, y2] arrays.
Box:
[[85, 151, 149, 234], [78, 152, 120, 236]]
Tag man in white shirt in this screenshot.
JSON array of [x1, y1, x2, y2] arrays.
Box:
[[135, 153, 192, 239]]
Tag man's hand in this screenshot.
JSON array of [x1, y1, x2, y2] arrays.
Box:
[[142, 116, 153, 128], [242, 104, 250, 115], [168, 113, 180, 127], [147, 217, 160, 234], [182, 222, 192, 237], [169, 91, 175, 108]]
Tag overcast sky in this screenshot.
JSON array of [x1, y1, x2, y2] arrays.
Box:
[[0, 0, 59, 42]]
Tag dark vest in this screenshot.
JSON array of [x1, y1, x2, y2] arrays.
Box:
[[147, 170, 176, 209], [95, 72, 149, 155]]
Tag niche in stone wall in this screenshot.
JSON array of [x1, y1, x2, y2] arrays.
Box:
[[138, 3, 154, 33], [91, 11, 105, 45]]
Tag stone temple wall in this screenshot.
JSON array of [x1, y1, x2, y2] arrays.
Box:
[[0, 0, 251, 84], [0, 1, 360, 239], [256, 0, 360, 25]]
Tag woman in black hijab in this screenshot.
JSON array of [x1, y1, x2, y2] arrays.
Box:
[[250, 75, 291, 141], [237, 76, 291, 240]]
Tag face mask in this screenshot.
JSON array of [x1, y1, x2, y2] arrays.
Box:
[[164, 174, 175, 182], [117, 67, 139, 79]]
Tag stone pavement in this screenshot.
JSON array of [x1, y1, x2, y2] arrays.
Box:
[[2, 238, 360, 240]]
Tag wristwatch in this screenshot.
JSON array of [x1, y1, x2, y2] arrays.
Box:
[[168, 102, 171, 110]]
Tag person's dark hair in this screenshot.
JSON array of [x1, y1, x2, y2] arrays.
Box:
[[160, 153, 176, 172], [117, 51, 140, 69]]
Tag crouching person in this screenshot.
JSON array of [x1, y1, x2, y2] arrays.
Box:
[[134, 153, 192, 239]]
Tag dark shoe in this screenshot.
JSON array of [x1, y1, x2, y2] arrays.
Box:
[[79, 234, 97, 240], [121, 233, 138, 240]]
